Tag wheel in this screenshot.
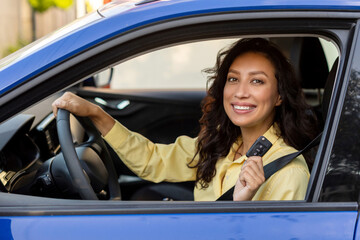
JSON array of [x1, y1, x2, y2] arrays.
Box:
[[56, 109, 121, 200]]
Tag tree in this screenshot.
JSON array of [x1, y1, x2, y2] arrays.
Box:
[[28, 0, 73, 13]]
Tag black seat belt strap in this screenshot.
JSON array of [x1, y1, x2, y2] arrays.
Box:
[[216, 133, 322, 201], [264, 133, 322, 179]]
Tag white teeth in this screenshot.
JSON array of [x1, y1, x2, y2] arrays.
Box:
[[234, 105, 252, 110]]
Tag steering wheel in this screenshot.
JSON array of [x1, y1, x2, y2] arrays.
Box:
[[56, 108, 121, 200]]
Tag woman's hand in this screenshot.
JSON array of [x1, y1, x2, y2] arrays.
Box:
[[52, 92, 115, 136], [233, 156, 265, 201]]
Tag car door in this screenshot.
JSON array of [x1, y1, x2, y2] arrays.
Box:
[[76, 88, 204, 144], [1, 6, 360, 240]]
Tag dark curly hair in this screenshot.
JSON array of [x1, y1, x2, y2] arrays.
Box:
[[189, 38, 319, 189]]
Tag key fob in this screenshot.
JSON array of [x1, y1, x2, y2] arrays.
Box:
[[246, 136, 272, 157]]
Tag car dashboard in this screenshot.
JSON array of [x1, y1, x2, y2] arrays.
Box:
[[0, 114, 60, 195]]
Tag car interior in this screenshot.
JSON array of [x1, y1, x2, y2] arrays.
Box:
[[0, 35, 339, 201]]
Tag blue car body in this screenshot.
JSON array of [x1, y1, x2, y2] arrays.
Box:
[[1, 0, 360, 239], [2, 211, 357, 239]]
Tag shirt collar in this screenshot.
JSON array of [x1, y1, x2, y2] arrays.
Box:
[[231, 124, 281, 161], [262, 123, 281, 146]]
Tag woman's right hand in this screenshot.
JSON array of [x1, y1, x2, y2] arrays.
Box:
[[52, 92, 97, 117], [52, 92, 115, 136], [233, 156, 265, 201]]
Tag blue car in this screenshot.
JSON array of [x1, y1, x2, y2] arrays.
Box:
[[0, 0, 360, 239]]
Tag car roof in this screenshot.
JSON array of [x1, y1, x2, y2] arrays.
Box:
[[99, 0, 360, 18], [0, 0, 360, 96]]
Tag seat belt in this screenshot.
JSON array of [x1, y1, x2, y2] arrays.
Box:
[[216, 133, 322, 201]]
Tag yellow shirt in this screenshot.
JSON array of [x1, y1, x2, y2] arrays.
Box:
[[104, 121, 310, 201]]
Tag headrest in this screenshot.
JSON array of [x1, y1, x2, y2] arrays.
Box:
[[291, 37, 329, 89]]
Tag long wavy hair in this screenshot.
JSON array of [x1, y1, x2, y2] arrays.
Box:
[[189, 38, 319, 189]]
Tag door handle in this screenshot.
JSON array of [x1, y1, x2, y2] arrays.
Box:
[[94, 97, 130, 110]]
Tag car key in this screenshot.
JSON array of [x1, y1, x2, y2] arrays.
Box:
[[246, 136, 272, 157]]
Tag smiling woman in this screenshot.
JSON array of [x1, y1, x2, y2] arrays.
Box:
[[51, 38, 319, 202], [191, 38, 320, 201], [2, 0, 360, 237]]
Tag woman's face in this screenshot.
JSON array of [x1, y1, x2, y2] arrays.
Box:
[[223, 52, 282, 132]]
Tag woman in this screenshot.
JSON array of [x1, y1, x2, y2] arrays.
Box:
[[52, 38, 318, 201]]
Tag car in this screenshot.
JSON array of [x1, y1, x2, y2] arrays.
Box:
[[0, 0, 360, 238]]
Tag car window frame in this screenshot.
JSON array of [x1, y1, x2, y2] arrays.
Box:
[[312, 19, 360, 202], [0, 11, 358, 215]]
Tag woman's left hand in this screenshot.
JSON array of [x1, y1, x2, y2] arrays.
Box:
[[233, 156, 265, 201]]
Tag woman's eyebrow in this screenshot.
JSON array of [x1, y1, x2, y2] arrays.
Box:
[[228, 69, 240, 75], [228, 69, 269, 78], [249, 71, 269, 78]]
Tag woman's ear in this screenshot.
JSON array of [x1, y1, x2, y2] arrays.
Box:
[[275, 95, 282, 106]]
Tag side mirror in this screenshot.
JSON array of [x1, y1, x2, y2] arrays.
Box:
[[92, 67, 114, 88]]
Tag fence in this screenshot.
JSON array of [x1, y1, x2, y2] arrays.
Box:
[[0, 0, 76, 58]]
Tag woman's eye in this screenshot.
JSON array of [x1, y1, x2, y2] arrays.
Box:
[[227, 77, 237, 82], [251, 79, 264, 84]]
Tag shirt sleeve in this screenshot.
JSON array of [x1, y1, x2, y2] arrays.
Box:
[[258, 157, 310, 200], [103, 121, 198, 183]]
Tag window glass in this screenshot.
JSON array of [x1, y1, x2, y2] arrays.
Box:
[[94, 37, 338, 92], [95, 39, 237, 89], [320, 38, 360, 202], [320, 38, 338, 69]]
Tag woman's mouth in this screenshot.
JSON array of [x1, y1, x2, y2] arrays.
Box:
[[232, 104, 256, 113], [233, 105, 253, 110]]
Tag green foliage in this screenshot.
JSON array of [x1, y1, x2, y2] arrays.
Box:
[[28, 0, 73, 13], [53, 0, 74, 9]]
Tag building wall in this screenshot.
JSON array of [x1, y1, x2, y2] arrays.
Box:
[[0, 0, 76, 58], [34, 4, 76, 40]]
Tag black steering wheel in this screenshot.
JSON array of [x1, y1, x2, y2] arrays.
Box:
[[56, 108, 121, 200]]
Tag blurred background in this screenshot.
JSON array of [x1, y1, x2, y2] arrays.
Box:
[[0, 0, 111, 58]]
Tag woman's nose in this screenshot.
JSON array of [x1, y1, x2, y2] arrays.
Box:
[[234, 81, 250, 98]]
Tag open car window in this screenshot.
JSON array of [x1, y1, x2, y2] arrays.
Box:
[[84, 36, 340, 201], [6, 35, 339, 203]]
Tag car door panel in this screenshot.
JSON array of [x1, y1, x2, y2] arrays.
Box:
[[77, 89, 204, 144], [0, 205, 357, 240]]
